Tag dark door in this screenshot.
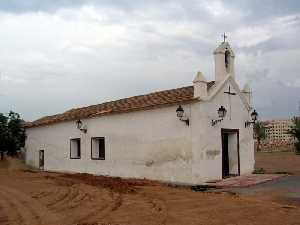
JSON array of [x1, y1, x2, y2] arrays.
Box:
[[222, 133, 230, 178], [39, 150, 44, 170]]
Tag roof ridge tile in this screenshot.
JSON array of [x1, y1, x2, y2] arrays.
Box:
[[26, 82, 215, 128]]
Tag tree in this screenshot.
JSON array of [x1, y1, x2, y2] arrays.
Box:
[[0, 113, 8, 159], [0, 111, 26, 156], [288, 117, 300, 154], [254, 121, 266, 152]]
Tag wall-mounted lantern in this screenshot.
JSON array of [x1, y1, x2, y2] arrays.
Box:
[[245, 110, 258, 127], [211, 106, 227, 126], [176, 105, 189, 126], [76, 119, 87, 133]]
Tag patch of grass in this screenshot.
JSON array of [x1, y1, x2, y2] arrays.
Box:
[[191, 185, 218, 192], [273, 171, 293, 175], [253, 168, 265, 174]]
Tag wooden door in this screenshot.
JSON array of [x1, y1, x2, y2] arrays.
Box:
[[222, 133, 230, 178], [221, 129, 240, 178], [39, 150, 44, 170]]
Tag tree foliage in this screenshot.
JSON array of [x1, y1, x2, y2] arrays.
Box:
[[288, 117, 300, 154], [254, 121, 266, 152], [0, 111, 26, 155]]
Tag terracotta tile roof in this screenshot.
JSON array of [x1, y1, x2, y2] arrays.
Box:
[[26, 81, 215, 128]]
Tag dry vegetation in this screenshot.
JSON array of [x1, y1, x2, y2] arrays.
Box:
[[255, 151, 300, 175], [0, 157, 299, 225]]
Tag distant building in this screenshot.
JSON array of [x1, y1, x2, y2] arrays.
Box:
[[260, 118, 296, 151], [264, 119, 295, 143]]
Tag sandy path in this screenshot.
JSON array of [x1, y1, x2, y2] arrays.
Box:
[[0, 185, 62, 225], [0, 159, 299, 225]]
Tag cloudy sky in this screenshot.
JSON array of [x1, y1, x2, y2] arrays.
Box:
[[0, 0, 299, 121]]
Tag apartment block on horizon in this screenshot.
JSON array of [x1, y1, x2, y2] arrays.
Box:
[[263, 118, 296, 144]]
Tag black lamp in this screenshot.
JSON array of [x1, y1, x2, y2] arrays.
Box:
[[212, 106, 227, 126], [251, 110, 258, 121], [176, 105, 184, 118], [76, 120, 82, 129], [176, 105, 189, 126], [245, 110, 258, 127], [218, 106, 227, 118], [76, 119, 87, 133]]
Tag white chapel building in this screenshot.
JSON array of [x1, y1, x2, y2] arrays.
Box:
[[25, 41, 256, 184]]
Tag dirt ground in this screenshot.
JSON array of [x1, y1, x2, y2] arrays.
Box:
[[0, 157, 300, 225], [255, 151, 300, 175]]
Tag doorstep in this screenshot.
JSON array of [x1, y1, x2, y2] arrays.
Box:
[[205, 174, 286, 188]]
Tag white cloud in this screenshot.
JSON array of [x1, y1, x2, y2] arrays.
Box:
[[234, 27, 272, 48], [0, 1, 299, 120], [233, 13, 300, 48], [202, 0, 231, 17]]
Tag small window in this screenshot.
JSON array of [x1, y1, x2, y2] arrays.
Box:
[[225, 50, 231, 68], [70, 138, 81, 159], [91, 137, 105, 160]]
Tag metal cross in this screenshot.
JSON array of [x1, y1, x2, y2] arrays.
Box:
[[222, 32, 227, 43], [224, 86, 236, 120]]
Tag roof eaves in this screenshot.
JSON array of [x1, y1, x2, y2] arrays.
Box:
[[25, 98, 199, 129]]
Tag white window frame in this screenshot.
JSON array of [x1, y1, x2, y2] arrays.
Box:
[[91, 137, 105, 160], [70, 138, 81, 159]]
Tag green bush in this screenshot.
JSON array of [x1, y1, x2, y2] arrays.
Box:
[[295, 142, 300, 155], [288, 117, 300, 155], [253, 168, 265, 174], [0, 111, 26, 155]]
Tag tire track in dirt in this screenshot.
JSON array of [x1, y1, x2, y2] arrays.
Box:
[[111, 192, 123, 211], [30, 180, 116, 225], [71, 187, 116, 224], [31, 185, 62, 200], [46, 186, 72, 208], [49, 185, 80, 211], [138, 191, 168, 225], [0, 185, 62, 225], [0, 188, 38, 225], [0, 204, 9, 225], [53, 184, 93, 211], [75, 185, 168, 225]]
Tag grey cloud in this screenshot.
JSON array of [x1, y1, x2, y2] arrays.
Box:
[[1, 0, 300, 24], [0, 0, 85, 13], [253, 80, 300, 119], [0, 1, 299, 121], [224, 0, 300, 22], [0, 0, 174, 13]]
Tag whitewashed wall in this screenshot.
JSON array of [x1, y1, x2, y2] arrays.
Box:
[[191, 79, 255, 183], [26, 105, 196, 184], [26, 80, 254, 184]]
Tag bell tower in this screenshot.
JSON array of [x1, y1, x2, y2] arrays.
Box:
[[213, 34, 235, 82]]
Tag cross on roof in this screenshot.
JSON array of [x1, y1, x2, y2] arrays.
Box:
[[224, 85, 236, 120], [222, 32, 227, 43], [224, 86, 236, 96]]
